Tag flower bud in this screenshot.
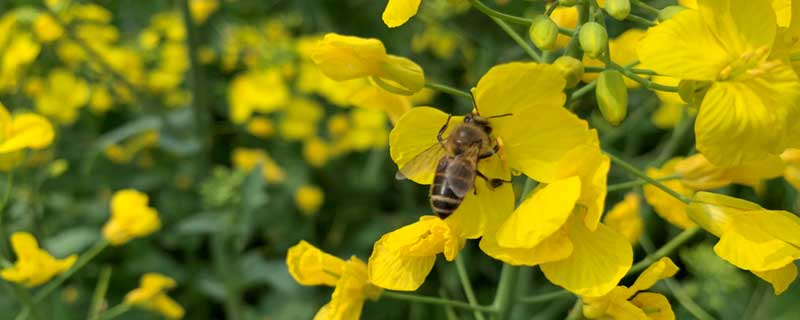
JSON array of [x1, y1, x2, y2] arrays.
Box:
[[658, 5, 686, 21], [529, 15, 559, 51], [678, 80, 711, 106], [596, 70, 628, 126], [579, 22, 608, 58], [552, 56, 584, 88], [605, 0, 631, 21]]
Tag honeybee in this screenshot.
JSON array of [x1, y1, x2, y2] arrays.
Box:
[[396, 102, 512, 218]]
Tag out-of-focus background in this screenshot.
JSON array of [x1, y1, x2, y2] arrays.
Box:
[[0, 0, 799, 319]]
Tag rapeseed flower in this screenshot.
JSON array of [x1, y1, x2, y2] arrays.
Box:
[[312, 33, 424, 95], [0, 102, 55, 154], [0, 232, 77, 287], [643, 159, 696, 229], [287, 241, 382, 319], [638, 0, 800, 166], [125, 273, 185, 319], [688, 192, 800, 294], [228, 69, 289, 123], [34, 69, 90, 124], [102, 189, 161, 245], [189, 0, 219, 24], [231, 147, 286, 183], [583, 258, 678, 319], [295, 185, 324, 215], [604, 193, 643, 244], [382, 0, 422, 28]]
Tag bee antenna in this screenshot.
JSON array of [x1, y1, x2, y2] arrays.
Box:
[[470, 92, 481, 116], [487, 113, 513, 119]]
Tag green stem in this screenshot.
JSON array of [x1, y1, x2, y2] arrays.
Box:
[[438, 288, 460, 320], [564, 298, 583, 320], [382, 291, 496, 313], [606, 174, 682, 192], [605, 60, 679, 92], [33, 239, 109, 303], [180, 0, 213, 173], [624, 14, 657, 27], [455, 256, 486, 320], [491, 17, 542, 62], [491, 264, 520, 320], [628, 227, 700, 275], [211, 235, 243, 320], [605, 152, 691, 204], [632, 0, 661, 16], [88, 266, 113, 320], [425, 81, 473, 100], [518, 290, 572, 304], [98, 304, 132, 320], [568, 81, 597, 103], [468, 0, 532, 25], [584, 66, 658, 75]]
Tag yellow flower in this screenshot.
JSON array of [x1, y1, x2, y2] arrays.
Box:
[[89, 85, 114, 113], [583, 29, 646, 87], [604, 193, 643, 244], [246, 116, 275, 139], [688, 192, 800, 294], [1, 32, 41, 92], [0, 232, 77, 287], [279, 99, 324, 141], [102, 189, 161, 245], [551, 6, 578, 49], [643, 159, 695, 229], [228, 69, 289, 124], [382, 0, 422, 27], [638, 0, 800, 166], [125, 273, 185, 319], [33, 13, 63, 42], [312, 33, 425, 95], [295, 185, 324, 215], [287, 241, 382, 319], [583, 258, 678, 319], [34, 69, 90, 124], [304, 137, 330, 168], [390, 62, 594, 239], [368, 216, 464, 291], [189, 0, 218, 24], [0, 102, 55, 154], [674, 153, 784, 190], [230, 148, 286, 184]]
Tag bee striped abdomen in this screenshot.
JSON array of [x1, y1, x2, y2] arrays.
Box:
[[430, 157, 475, 218]]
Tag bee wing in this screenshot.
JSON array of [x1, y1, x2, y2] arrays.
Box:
[[395, 143, 448, 182]]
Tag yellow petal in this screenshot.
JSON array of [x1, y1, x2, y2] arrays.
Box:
[[382, 0, 422, 28], [494, 107, 594, 183], [676, 153, 785, 190], [714, 212, 800, 271], [773, 0, 792, 27], [286, 240, 346, 287], [698, 0, 776, 55], [540, 216, 633, 297], [151, 294, 185, 319], [0, 113, 55, 153], [311, 33, 387, 81], [637, 9, 729, 80], [496, 176, 581, 248], [752, 262, 798, 295], [389, 107, 452, 184], [473, 62, 566, 119], [480, 228, 574, 266], [629, 257, 679, 293], [643, 159, 696, 229], [630, 292, 675, 320], [554, 144, 609, 230], [445, 160, 514, 239], [695, 66, 800, 166], [603, 193, 643, 244], [326, 257, 380, 320], [603, 300, 649, 320], [687, 191, 762, 237]]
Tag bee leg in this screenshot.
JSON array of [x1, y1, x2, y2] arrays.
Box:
[[478, 142, 500, 159], [476, 170, 512, 190], [437, 115, 453, 146]]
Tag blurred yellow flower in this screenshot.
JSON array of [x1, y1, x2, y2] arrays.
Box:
[[349, 85, 412, 124], [603, 193, 643, 245], [368, 216, 464, 291], [0, 232, 77, 287], [295, 185, 324, 215], [246, 116, 275, 139], [189, 0, 219, 24], [583, 258, 678, 319], [638, 0, 800, 166], [382, 0, 422, 27], [33, 13, 63, 42], [34, 69, 90, 124], [688, 192, 800, 294], [287, 241, 382, 319], [312, 33, 425, 95], [89, 85, 114, 113], [280, 98, 324, 141], [1, 32, 41, 91], [102, 189, 161, 245], [0, 102, 55, 154], [125, 273, 185, 319], [229, 69, 289, 123], [643, 159, 695, 229], [231, 147, 286, 184], [303, 137, 330, 168], [411, 23, 460, 59]]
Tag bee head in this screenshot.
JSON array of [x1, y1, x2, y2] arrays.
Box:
[[464, 113, 492, 134]]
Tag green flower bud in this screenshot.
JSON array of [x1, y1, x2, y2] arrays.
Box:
[[579, 22, 608, 59], [529, 15, 559, 51], [596, 70, 628, 126], [605, 0, 631, 21], [552, 56, 584, 89], [678, 80, 712, 106], [559, 0, 578, 6], [658, 5, 687, 21]]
